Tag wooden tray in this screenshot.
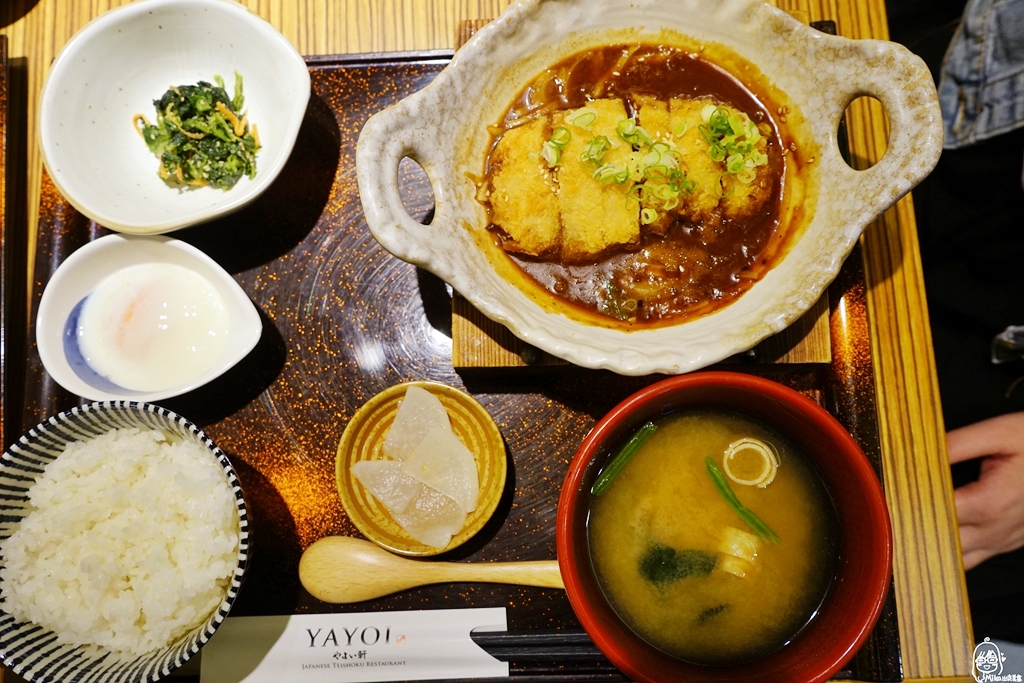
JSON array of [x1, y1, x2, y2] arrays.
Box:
[[0, 38, 19, 683], [0, 35, 10, 448], [10, 52, 901, 681]]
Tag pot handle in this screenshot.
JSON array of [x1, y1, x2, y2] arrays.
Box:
[[356, 102, 445, 266], [820, 38, 942, 220]]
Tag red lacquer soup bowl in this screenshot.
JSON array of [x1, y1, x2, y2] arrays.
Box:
[[556, 371, 892, 683]]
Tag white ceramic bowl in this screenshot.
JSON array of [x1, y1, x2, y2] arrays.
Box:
[[357, 0, 943, 375], [39, 0, 310, 234], [0, 401, 249, 683], [36, 234, 263, 401]]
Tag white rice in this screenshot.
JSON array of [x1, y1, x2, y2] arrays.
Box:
[[0, 427, 240, 657]]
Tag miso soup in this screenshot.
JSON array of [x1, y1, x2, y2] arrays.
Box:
[[588, 410, 837, 664]]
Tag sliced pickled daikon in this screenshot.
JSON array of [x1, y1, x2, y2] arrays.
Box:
[[350, 460, 422, 514], [401, 426, 479, 513], [391, 485, 467, 548], [382, 386, 451, 460]]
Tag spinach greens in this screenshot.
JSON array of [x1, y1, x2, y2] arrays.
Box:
[[134, 73, 260, 190]]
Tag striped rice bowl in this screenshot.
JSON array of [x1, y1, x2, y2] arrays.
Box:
[[0, 402, 248, 683]]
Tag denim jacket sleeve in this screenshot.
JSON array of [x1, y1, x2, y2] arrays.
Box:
[[939, 0, 1024, 148]]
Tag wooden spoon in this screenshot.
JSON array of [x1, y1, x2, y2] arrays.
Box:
[[299, 536, 564, 603]]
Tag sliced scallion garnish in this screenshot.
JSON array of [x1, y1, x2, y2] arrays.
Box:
[[550, 126, 572, 147], [537, 108, 696, 223], [541, 140, 562, 167], [579, 135, 610, 165], [726, 153, 746, 174], [593, 163, 629, 184], [736, 166, 757, 184], [571, 108, 598, 129], [652, 184, 674, 201], [698, 105, 768, 185], [616, 118, 653, 148], [542, 126, 573, 168]]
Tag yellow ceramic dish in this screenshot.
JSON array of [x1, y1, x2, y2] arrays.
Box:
[[336, 381, 506, 557]]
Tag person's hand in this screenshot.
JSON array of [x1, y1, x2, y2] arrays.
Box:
[[947, 412, 1024, 570]]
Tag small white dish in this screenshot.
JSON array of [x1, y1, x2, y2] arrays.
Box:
[[39, 0, 310, 234], [36, 234, 263, 401]]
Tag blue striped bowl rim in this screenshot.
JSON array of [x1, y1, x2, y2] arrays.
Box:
[[0, 401, 249, 683]]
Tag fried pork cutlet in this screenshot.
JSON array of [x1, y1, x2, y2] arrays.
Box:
[[667, 97, 728, 222], [488, 117, 561, 257], [719, 119, 774, 221], [487, 96, 772, 264], [636, 96, 774, 225], [632, 95, 676, 235], [554, 99, 639, 262]]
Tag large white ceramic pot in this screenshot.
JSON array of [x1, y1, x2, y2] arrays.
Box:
[[357, 0, 941, 375]]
